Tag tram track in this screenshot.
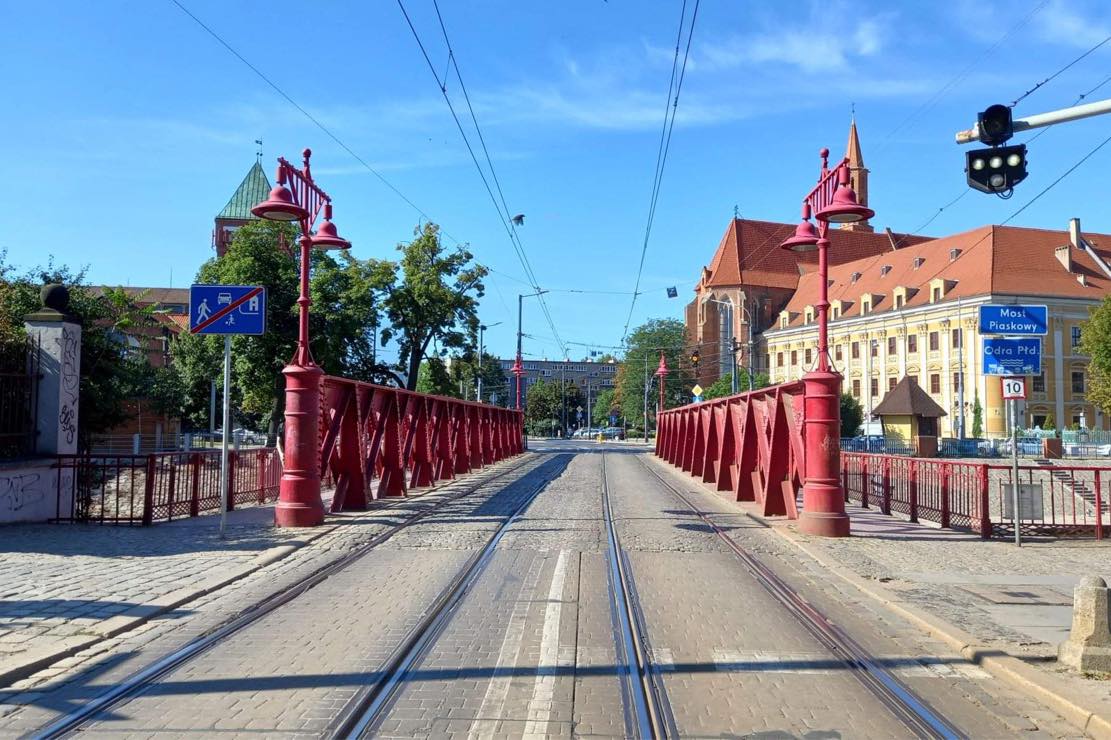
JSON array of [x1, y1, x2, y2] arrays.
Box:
[[635, 455, 965, 740], [31, 452, 550, 740]]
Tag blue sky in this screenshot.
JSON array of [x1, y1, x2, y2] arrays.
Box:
[[3, 0, 1111, 363]]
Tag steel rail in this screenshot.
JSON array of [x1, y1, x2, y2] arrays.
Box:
[[600, 453, 677, 739], [331, 463, 563, 738], [636, 456, 965, 740], [32, 454, 541, 740]]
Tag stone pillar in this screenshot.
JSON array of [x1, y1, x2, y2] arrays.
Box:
[[1059, 576, 1111, 672], [941, 319, 953, 436], [24, 285, 81, 456]]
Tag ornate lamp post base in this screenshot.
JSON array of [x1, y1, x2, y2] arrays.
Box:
[[798, 368, 850, 537], [275, 361, 325, 528]]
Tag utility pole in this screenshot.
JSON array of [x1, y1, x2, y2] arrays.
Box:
[[957, 297, 966, 438], [477, 321, 501, 403], [730, 337, 738, 395], [643, 353, 649, 443], [515, 292, 546, 410], [560, 362, 567, 438], [748, 300, 757, 392]]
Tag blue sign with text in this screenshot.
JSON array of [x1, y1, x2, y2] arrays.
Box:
[[979, 304, 1047, 336], [189, 285, 267, 336], [982, 337, 1041, 376]]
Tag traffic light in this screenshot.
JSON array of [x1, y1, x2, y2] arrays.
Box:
[[966, 144, 1028, 194], [977, 104, 1014, 146], [690, 350, 700, 367]]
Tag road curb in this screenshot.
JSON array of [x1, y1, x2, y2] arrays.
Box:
[[0, 528, 335, 690], [641, 452, 1111, 738], [0, 454, 532, 692]]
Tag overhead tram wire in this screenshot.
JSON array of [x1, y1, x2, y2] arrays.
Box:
[[1009, 33, 1111, 108], [396, 0, 567, 358], [621, 0, 701, 343], [1028, 71, 1111, 143]]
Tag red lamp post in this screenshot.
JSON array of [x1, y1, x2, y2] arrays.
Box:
[[511, 355, 524, 410], [780, 148, 873, 537], [252, 149, 351, 528], [655, 352, 668, 413]]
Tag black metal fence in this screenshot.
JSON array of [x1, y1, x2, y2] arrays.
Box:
[[0, 336, 38, 459]]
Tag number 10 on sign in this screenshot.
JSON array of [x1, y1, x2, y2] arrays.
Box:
[[1002, 377, 1026, 400]]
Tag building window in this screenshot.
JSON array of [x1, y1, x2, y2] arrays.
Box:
[[887, 337, 896, 355], [894, 294, 904, 309], [931, 286, 941, 302], [832, 305, 840, 319], [908, 334, 918, 353], [835, 345, 843, 362], [930, 373, 941, 394], [1073, 371, 1085, 394], [952, 327, 962, 348], [1072, 326, 1083, 350], [790, 350, 797, 366], [1033, 414, 1047, 429], [852, 379, 860, 397], [929, 332, 939, 351], [1073, 415, 1083, 427], [805, 348, 812, 365], [851, 342, 859, 359], [1033, 372, 1045, 392], [953, 372, 961, 392], [870, 341, 878, 358], [889, 377, 898, 392], [870, 378, 879, 398], [776, 352, 783, 367]]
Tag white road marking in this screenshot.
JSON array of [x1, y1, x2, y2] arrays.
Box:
[[467, 556, 546, 740], [712, 648, 836, 675], [649, 646, 676, 672], [522, 549, 571, 740]]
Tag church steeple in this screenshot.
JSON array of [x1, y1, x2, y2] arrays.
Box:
[[840, 115, 872, 233], [213, 160, 272, 257]]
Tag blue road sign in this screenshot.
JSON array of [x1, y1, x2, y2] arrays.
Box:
[[190, 285, 267, 336], [692, 394, 703, 403], [609, 413, 618, 425], [979, 304, 1047, 336], [983, 337, 1041, 376]]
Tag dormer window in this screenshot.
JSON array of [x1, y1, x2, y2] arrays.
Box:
[[831, 304, 841, 319], [804, 306, 815, 324], [779, 311, 790, 329], [931, 286, 942, 302], [929, 278, 954, 303], [880, 265, 892, 277], [894, 293, 904, 309], [861, 296, 871, 314], [949, 248, 962, 262], [850, 271, 862, 284], [913, 257, 925, 270]]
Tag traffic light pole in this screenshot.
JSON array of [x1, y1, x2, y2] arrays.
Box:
[[955, 97, 1111, 143]]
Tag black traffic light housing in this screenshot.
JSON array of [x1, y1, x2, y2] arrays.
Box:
[[689, 350, 700, 367], [977, 104, 1014, 146], [966, 144, 1028, 194]]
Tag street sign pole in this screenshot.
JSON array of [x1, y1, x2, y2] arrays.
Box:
[[1010, 396, 1021, 547], [220, 335, 231, 539]]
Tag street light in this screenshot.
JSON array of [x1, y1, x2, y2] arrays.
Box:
[[780, 147, 874, 538], [477, 321, 502, 403], [514, 290, 548, 410], [252, 148, 351, 528]]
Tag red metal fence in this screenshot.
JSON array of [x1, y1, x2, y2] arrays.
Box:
[[54, 448, 282, 525], [655, 382, 806, 518], [319, 375, 523, 512], [843, 452, 1110, 539]]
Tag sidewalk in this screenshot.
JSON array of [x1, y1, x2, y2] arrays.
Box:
[[0, 502, 337, 689]]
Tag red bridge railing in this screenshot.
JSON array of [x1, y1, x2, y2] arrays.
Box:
[[655, 382, 806, 518], [319, 375, 524, 511]]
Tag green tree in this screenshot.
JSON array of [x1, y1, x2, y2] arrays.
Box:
[[702, 371, 771, 400], [592, 388, 618, 426], [415, 357, 453, 396], [525, 379, 561, 436], [0, 253, 159, 450], [378, 224, 487, 390], [616, 318, 692, 429], [971, 394, 984, 438], [1082, 298, 1111, 415], [840, 392, 864, 437], [170, 220, 388, 433]]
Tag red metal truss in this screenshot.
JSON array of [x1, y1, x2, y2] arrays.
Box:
[[655, 382, 806, 519], [319, 375, 524, 511]]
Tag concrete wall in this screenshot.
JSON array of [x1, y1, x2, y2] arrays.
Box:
[[0, 459, 66, 524]]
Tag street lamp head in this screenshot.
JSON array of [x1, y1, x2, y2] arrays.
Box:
[[815, 164, 874, 224], [310, 204, 351, 250], [780, 201, 820, 252], [252, 181, 308, 222]]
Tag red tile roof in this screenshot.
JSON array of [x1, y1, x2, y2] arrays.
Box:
[[701, 218, 929, 291], [776, 223, 1111, 328]]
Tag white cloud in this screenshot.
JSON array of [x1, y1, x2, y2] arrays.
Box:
[[1036, 0, 1111, 47]]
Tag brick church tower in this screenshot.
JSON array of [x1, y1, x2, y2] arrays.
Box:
[[212, 160, 272, 257], [840, 115, 872, 233]]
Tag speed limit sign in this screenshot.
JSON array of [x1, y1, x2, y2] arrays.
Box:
[[1002, 376, 1026, 400]]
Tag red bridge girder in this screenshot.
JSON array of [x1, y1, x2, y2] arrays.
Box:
[[318, 376, 524, 511], [655, 382, 806, 519]]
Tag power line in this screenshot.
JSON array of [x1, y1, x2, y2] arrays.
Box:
[[621, 0, 701, 343], [1010, 34, 1111, 108], [397, 0, 567, 357], [1001, 130, 1111, 224], [1027, 71, 1111, 143]]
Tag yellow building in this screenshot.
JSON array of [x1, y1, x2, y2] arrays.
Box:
[[762, 219, 1111, 437]]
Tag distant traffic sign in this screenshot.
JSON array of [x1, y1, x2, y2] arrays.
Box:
[[983, 337, 1041, 376], [979, 304, 1047, 336], [692, 395, 703, 403], [1001, 376, 1026, 400], [691, 384, 703, 397], [190, 285, 266, 336]]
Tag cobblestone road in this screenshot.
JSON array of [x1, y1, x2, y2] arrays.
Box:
[[1, 442, 1087, 738]]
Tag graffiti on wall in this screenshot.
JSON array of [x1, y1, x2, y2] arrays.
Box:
[[0, 473, 44, 513], [59, 327, 79, 447]]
